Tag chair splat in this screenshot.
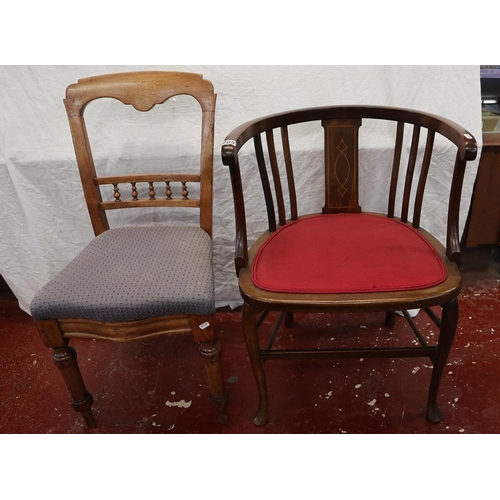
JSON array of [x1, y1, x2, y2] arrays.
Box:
[[322, 118, 362, 214]]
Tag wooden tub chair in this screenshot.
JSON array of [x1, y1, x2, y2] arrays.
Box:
[[221, 105, 477, 426]]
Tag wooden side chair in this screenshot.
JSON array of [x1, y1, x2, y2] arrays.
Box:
[[221, 105, 477, 426], [30, 71, 228, 427]]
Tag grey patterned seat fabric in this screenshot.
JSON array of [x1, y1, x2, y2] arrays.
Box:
[[30, 226, 215, 322]]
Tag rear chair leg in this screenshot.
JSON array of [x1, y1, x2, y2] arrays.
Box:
[[427, 298, 458, 423], [242, 302, 269, 426], [385, 311, 395, 327]]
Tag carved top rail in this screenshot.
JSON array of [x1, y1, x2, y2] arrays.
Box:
[[64, 71, 216, 115]]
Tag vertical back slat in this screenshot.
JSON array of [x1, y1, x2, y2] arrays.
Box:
[[266, 130, 286, 226], [388, 121, 405, 218], [281, 126, 298, 221], [412, 129, 435, 228], [254, 134, 277, 232], [401, 125, 421, 223]]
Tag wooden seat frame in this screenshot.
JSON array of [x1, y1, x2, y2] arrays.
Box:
[[222, 105, 477, 426], [34, 71, 228, 427]]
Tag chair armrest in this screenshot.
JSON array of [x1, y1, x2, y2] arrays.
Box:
[[222, 140, 248, 274]]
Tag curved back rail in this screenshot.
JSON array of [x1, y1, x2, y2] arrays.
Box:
[[64, 71, 216, 236], [221, 105, 477, 275]]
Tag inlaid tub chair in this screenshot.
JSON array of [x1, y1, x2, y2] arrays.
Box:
[[221, 105, 477, 426], [30, 71, 228, 427]]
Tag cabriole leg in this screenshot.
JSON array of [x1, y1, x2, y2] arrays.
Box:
[[427, 298, 458, 423], [242, 302, 269, 426]]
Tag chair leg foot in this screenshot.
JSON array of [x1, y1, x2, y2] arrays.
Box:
[[53, 345, 96, 428], [253, 408, 269, 427], [213, 395, 229, 425], [427, 404, 443, 423], [199, 339, 229, 424], [243, 303, 269, 426], [426, 298, 458, 424], [81, 408, 97, 428]]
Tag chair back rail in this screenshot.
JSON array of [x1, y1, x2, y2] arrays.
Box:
[[64, 71, 216, 236], [221, 105, 477, 274]]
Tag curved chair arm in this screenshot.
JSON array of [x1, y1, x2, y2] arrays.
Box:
[[222, 140, 248, 275]]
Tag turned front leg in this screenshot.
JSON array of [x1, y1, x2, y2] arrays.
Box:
[[52, 344, 96, 428], [199, 340, 229, 424], [36, 319, 95, 428], [190, 315, 228, 424]]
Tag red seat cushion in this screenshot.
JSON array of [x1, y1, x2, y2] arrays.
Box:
[[251, 214, 447, 294]]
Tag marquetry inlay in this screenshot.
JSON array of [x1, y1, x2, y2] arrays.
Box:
[[322, 118, 362, 213]]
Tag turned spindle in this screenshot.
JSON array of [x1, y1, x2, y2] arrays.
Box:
[[181, 181, 189, 200], [131, 182, 138, 201], [165, 181, 172, 200], [148, 181, 156, 200], [113, 184, 121, 202]]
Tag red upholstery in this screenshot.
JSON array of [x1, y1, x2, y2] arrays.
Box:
[[252, 214, 447, 294]]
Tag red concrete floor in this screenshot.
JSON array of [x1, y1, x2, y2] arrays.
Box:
[[1, 256, 499, 435]]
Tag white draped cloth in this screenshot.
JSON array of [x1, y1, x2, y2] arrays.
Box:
[[0, 65, 482, 314]]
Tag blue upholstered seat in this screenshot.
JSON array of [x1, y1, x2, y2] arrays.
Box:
[[30, 226, 215, 323]]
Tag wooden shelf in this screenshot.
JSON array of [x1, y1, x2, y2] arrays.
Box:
[[483, 132, 500, 147], [464, 133, 500, 247]]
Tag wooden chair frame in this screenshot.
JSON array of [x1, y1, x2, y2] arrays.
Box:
[[222, 105, 477, 426], [34, 71, 228, 427]]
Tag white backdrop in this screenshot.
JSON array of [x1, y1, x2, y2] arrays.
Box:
[[0, 65, 482, 314]]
